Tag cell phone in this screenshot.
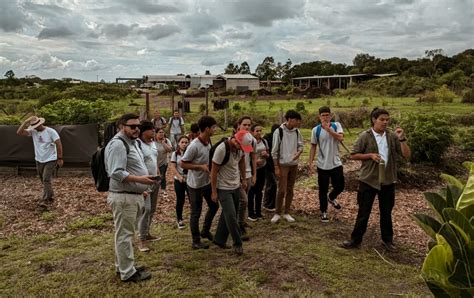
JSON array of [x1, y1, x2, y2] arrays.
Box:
[[150, 175, 162, 181]]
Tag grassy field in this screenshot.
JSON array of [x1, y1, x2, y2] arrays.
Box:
[[0, 212, 429, 296]]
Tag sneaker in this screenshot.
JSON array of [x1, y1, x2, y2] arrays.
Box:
[[240, 227, 250, 241], [212, 241, 231, 249], [116, 265, 146, 276], [263, 206, 275, 212], [321, 212, 329, 223], [271, 214, 281, 224], [146, 234, 161, 242], [247, 216, 258, 222], [241, 234, 250, 241], [283, 214, 296, 222], [177, 220, 185, 230], [256, 213, 264, 219], [328, 198, 342, 210], [341, 240, 361, 249], [383, 241, 397, 252], [192, 242, 209, 250], [122, 270, 152, 283], [200, 230, 214, 241], [162, 191, 168, 198], [137, 240, 150, 252], [233, 246, 243, 256]]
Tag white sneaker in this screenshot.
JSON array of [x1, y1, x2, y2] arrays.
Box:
[[271, 214, 281, 224], [283, 214, 295, 222], [162, 191, 168, 197]]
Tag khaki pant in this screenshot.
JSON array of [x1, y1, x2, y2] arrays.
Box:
[[36, 161, 56, 206], [275, 165, 298, 215], [107, 192, 144, 280]]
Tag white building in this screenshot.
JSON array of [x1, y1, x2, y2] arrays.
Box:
[[213, 74, 260, 92]]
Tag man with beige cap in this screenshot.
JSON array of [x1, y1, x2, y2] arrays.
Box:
[[17, 116, 63, 210]]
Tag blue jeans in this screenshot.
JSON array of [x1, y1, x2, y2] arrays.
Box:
[[214, 188, 242, 247]]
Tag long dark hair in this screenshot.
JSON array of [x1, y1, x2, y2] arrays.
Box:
[[175, 135, 190, 156]]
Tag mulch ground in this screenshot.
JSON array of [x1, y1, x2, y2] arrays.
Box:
[[0, 160, 438, 263]]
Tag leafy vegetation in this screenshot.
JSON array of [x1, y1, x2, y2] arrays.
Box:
[[39, 98, 112, 125], [412, 162, 474, 297]]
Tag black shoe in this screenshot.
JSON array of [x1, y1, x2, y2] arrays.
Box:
[[200, 231, 213, 241], [247, 216, 258, 222], [328, 198, 342, 210], [383, 241, 396, 252], [341, 240, 360, 249], [233, 246, 243, 256], [212, 241, 231, 249], [256, 213, 264, 219], [321, 212, 329, 223], [122, 270, 151, 283], [192, 242, 210, 250], [116, 265, 146, 276], [241, 234, 250, 242]]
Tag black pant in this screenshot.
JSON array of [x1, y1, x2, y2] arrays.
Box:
[[248, 167, 266, 217], [159, 163, 168, 190], [187, 184, 219, 243], [263, 168, 277, 209], [214, 188, 242, 247], [174, 179, 188, 221], [351, 182, 395, 244], [317, 166, 345, 213]]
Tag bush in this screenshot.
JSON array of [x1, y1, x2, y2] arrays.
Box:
[[456, 128, 474, 151], [39, 98, 112, 125], [434, 84, 457, 103], [462, 88, 474, 103], [412, 163, 474, 297], [295, 102, 306, 112], [232, 103, 241, 111], [336, 107, 370, 128], [401, 113, 453, 164], [38, 91, 63, 107]]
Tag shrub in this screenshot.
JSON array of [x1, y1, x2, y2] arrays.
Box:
[[232, 103, 241, 111], [295, 102, 306, 112], [38, 91, 63, 107], [462, 88, 474, 103], [435, 84, 457, 103], [456, 128, 474, 152], [336, 107, 370, 128], [39, 98, 112, 125], [401, 113, 453, 164], [412, 163, 474, 297]]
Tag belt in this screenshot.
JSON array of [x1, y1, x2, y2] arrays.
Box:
[[111, 191, 142, 195]]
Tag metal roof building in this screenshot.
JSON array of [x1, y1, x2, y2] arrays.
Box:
[[292, 73, 398, 89], [213, 74, 260, 92]]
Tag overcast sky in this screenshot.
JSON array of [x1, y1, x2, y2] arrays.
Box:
[[0, 0, 472, 81]]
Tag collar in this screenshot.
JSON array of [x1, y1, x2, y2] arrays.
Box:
[[371, 128, 386, 138], [198, 135, 210, 146]]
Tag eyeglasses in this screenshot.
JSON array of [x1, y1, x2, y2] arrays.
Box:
[[124, 124, 140, 130]]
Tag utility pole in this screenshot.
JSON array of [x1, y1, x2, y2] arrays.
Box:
[[170, 80, 175, 112], [205, 86, 209, 115]]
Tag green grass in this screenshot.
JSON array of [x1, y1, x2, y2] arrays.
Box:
[[0, 213, 429, 296]]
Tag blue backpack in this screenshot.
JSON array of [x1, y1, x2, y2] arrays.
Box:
[[314, 122, 337, 142]]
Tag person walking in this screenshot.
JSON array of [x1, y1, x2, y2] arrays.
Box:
[[104, 113, 154, 282], [247, 124, 269, 221], [180, 116, 219, 249], [16, 116, 63, 211], [271, 110, 303, 224], [211, 130, 252, 256], [155, 128, 173, 197], [151, 110, 167, 131], [262, 124, 279, 212], [137, 121, 161, 253], [168, 110, 185, 149], [308, 106, 345, 223], [170, 136, 190, 230], [341, 108, 411, 251]]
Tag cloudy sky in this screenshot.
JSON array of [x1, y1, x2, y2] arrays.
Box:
[[0, 0, 472, 81]]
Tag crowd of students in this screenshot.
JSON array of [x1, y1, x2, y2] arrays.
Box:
[[99, 106, 410, 282]]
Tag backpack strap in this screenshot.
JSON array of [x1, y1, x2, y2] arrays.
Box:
[[116, 136, 130, 155], [315, 122, 338, 141]]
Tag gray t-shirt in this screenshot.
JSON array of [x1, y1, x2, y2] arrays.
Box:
[[181, 138, 211, 189], [213, 142, 244, 190], [138, 139, 158, 175], [244, 135, 258, 178], [171, 151, 185, 179], [255, 139, 268, 169], [169, 117, 184, 134], [155, 138, 171, 166], [310, 122, 343, 170]]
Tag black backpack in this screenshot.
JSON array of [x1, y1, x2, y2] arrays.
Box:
[[208, 137, 231, 171], [91, 137, 129, 192]]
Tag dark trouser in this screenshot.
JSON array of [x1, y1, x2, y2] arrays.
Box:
[[174, 179, 188, 221], [159, 163, 168, 190], [214, 188, 242, 247], [317, 166, 345, 213], [138, 185, 159, 240], [36, 160, 56, 205], [351, 182, 395, 244], [188, 184, 219, 243], [238, 178, 251, 228], [248, 167, 266, 217], [275, 165, 298, 215], [263, 169, 277, 209]]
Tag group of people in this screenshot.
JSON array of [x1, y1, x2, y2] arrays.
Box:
[[17, 105, 410, 283]]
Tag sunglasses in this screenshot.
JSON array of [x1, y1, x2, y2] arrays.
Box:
[[124, 124, 140, 130]]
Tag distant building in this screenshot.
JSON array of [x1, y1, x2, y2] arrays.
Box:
[[213, 74, 260, 92], [190, 74, 216, 89], [291, 73, 397, 90], [142, 75, 190, 88]]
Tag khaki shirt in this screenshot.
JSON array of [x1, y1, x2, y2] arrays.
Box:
[[351, 129, 402, 190]]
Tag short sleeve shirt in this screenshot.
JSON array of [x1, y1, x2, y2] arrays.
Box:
[[155, 138, 171, 166], [169, 117, 184, 134], [138, 139, 158, 175], [310, 122, 343, 170], [27, 127, 60, 163], [171, 151, 185, 179], [213, 142, 244, 190], [181, 138, 211, 188]]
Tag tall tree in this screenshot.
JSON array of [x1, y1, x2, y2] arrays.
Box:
[[275, 59, 292, 81], [239, 61, 251, 74], [255, 56, 276, 80], [4, 70, 15, 80], [424, 49, 446, 78], [224, 63, 239, 74]]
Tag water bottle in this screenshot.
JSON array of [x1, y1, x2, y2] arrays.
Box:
[[378, 159, 385, 184]]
